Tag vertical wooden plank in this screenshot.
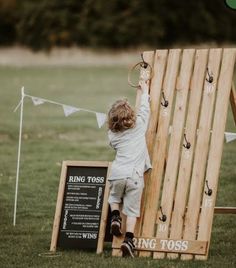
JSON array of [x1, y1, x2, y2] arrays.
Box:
[[134, 51, 155, 237], [181, 49, 222, 260], [230, 83, 236, 125], [196, 48, 236, 260], [167, 49, 208, 259], [136, 50, 168, 237], [140, 49, 181, 257], [154, 49, 195, 259], [50, 161, 68, 252], [97, 162, 112, 254], [147, 50, 169, 155]]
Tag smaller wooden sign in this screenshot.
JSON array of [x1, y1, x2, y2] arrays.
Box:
[[50, 161, 111, 254]]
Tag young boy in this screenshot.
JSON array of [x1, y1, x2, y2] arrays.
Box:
[[107, 80, 151, 257]]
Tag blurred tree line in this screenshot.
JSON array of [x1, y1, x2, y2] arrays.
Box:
[[0, 0, 235, 50]]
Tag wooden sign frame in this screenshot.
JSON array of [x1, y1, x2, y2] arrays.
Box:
[[50, 160, 111, 254]]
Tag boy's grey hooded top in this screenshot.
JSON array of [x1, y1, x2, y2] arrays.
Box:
[[108, 89, 152, 180]]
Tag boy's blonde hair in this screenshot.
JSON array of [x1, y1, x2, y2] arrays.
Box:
[[108, 99, 136, 132]]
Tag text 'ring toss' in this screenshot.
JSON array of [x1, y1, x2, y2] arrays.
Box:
[[128, 53, 153, 88]]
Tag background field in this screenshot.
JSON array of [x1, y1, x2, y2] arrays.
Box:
[[0, 65, 235, 268]]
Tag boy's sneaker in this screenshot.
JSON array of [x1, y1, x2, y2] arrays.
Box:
[[110, 215, 122, 236], [121, 237, 135, 258]]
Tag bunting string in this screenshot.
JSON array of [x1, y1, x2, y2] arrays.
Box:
[[14, 91, 107, 128]]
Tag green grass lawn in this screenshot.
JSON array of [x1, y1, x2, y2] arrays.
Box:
[[0, 66, 235, 268]]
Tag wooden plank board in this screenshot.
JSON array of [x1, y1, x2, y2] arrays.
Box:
[[134, 51, 155, 237], [50, 161, 68, 252], [181, 49, 222, 260], [140, 49, 181, 257], [154, 49, 195, 259], [167, 49, 208, 259], [112, 236, 207, 255], [195, 48, 236, 260], [136, 50, 168, 237], [146, 50, 169, 155], [230, 83, 236, 125]]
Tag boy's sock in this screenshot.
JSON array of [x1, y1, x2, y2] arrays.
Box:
[[125, 232, 134, 239], [110, 210, 122, 236], [111, 210, 120, 217]]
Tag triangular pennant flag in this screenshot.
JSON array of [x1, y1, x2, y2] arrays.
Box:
[[225, 132, 236, 143], [31, 97, 45, 106], [96, 112, 107, 128], [62, 105, 80, 117]]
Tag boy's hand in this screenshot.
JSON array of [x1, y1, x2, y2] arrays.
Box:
[[138, 80, 149, 92]]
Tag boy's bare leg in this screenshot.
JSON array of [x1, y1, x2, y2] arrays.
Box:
[[126, 216, 137, 233], [110, 203, 119, 211]]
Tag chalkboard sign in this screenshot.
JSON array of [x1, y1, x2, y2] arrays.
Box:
[[50, 161, 111, 253]]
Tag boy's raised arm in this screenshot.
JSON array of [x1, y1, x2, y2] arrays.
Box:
[[136, 80, 150, 126]]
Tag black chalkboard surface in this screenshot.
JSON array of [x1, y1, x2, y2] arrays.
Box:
[[50, 161, 111, 253]]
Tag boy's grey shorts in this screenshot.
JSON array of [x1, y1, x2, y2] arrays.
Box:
[[108, 171, 144, 217]]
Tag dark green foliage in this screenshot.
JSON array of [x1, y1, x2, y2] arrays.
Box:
[[0, 0, 236, 50]]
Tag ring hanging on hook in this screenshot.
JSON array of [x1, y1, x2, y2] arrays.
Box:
[[204, 180, 213, 196], [160, 92, 169, 108], [128, 53, 153, 88]]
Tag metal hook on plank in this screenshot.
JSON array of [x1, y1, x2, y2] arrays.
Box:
[[204, 180, 213, 196], [206, 67, 214, 83], [159, 206, 167, 222], [161, 92, 169, 108], [183, 133, 191, 149]]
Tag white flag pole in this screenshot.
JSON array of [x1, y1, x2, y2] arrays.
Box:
[[13, 87, 25, 226]]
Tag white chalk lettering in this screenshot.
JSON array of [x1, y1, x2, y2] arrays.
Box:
[[87, 176, 104, 184], [63, 209, 68, 229], [96, 187, 103, 209], [81, 233, 97, 239], [68, 176, 85, 183]]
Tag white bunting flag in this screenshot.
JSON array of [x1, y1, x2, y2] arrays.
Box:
[[225, 132, 236, 143], [96, 112, 107, 128], [31, 97, 45, 106], [62, 105, 80, 117]]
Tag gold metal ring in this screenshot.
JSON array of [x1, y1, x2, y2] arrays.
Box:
[[128, 61, 153, 88]]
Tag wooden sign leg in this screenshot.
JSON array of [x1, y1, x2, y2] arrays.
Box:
[[230, 83, 236, 125]]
